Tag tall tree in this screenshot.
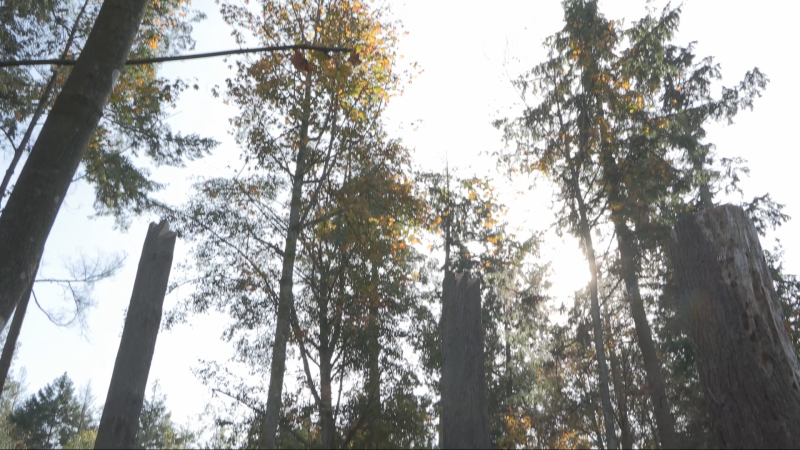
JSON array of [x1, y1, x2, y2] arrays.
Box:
[[0, 0, 150, 332], [0, 0, 214, 342], [670, 205, 800, 448], [217, 0, 401, 444], [440, 272, 491, 449], [498, 1, 773, 446], [596, 5, 769, 447], [412, 171, 548, 448], [564, 3, 679, 446], [494, 3, 619, 443], [10, 372, 92, 449], [1, 0, 215, 222], [159, 0, 409, 447], [96, 221, 177, 449]]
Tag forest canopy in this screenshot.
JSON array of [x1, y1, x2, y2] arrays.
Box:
[[0, 0, 797, 449]]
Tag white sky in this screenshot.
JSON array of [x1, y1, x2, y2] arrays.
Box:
[[5, 0, 798, 430]]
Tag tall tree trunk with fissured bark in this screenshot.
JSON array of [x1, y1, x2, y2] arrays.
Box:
[[670, 204, 800, 449]]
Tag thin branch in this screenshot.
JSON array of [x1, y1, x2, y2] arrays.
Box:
[[31, 289, 61, 325], [0, 44, 353, 68], [211, 388, 265, 415], [1, 128, 17, 152], [1, 0, 91, 204], [291, 305, 322, 407]]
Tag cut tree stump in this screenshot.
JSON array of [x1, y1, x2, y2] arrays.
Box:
[[441, 272, 492, 449], [669, 204, 800, 449], [95, 220, 176, 449]]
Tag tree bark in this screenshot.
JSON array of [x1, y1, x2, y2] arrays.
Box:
[[613, 219, 679, 449], [259, 75, 313, 449], [1, 0, 140, 405], [320, 350, 335, 449], [0, 265, 36, 394], [0, 0, 149, 332], [440, 272, 492, 449], [669, 204, 800, 449], [609, 344, 632, 450], [571, 87, 618, 450], [319, 268, 335, 449], [95, 220, 177, 449], [574, 187, 618, 450], [366, 264, 382, 447]]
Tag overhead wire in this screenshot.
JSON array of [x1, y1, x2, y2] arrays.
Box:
[[0, 44, 352, 68]]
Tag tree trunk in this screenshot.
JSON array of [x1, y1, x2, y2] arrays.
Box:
[[319, 269, 335, 449], [575, 189, 618, 450], [440, 272, 491, 449], [0, 0, 149, 332], [0, 266, 35, 393], [320, 351, 335, 449], [503, 322, 513, 402], [612, 219, 679, 449], [259, 75, 313, 449], [609, 344, 632, 450], [366, 264, 382, 447], [0, 0, 90, 206], [572, 89, 618, 449], [95, 220, 176, 449], [669, 204, 800, 448]]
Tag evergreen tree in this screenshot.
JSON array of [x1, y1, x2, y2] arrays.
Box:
[[0, 367, 24, 448], [10, 372, 90, 449], [134, 382, 196, 449]]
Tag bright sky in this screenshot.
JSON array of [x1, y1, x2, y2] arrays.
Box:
[[6, 0, 798, 430]]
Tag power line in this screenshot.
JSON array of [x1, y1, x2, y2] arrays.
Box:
[[0, 44, 352, 68]]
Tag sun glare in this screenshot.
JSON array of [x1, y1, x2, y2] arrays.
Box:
[[545, 237, 590, 306]]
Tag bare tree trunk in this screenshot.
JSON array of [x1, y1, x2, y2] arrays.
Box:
[[0, 0, 149, 332], [366, 264, 382, 447], [319, 269, 335, 450], [95, 221, 177, 449], [259, 75, 313, 449], [609, 344, 632, 450], [612, 219, 679, 449], [441, 272, 491, 449], [575, 189, 618, 450], [0, 266, 35, 393], [320, 351, 335, 449], [670, 204, 800, 449], [572, 90, 618, 449]]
